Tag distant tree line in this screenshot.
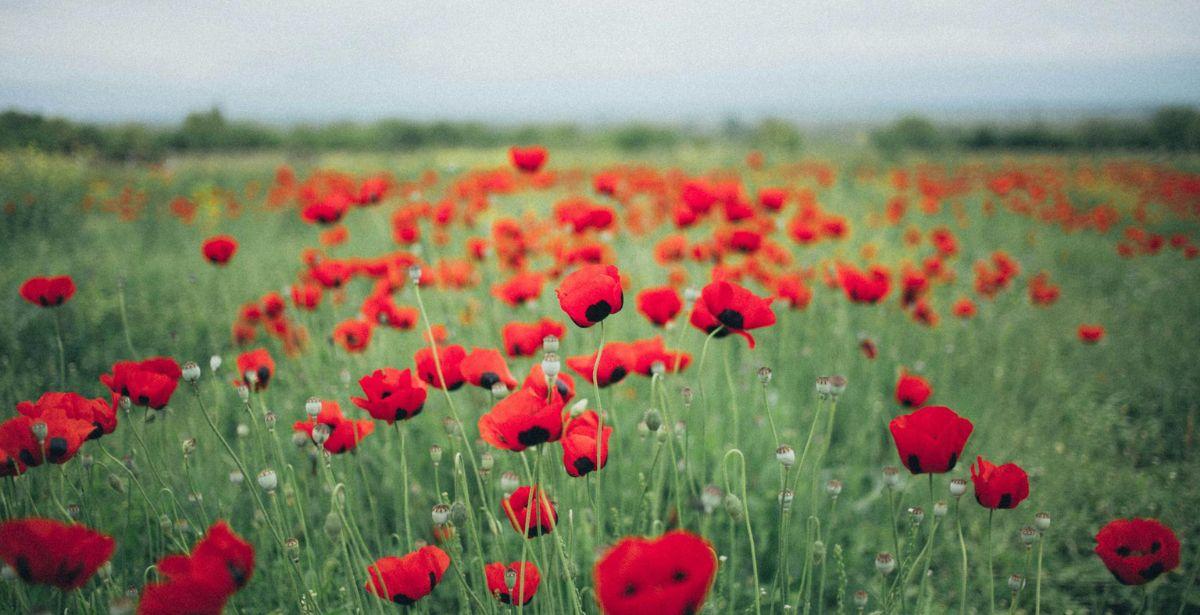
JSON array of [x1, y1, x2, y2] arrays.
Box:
[[0, 107, 803, 161], [871, 106, 1200, 153]]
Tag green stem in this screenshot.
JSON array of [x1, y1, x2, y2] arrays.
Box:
[[988, 509, 996, 615], [723, 449, 762, 615], [956, 498, 968, 615]]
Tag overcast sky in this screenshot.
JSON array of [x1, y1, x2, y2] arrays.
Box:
[[2, 1, 1199, 124]]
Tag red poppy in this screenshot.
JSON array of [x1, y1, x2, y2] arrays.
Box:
[[460, 348, 518, 391], [1078, 324, 1105, 344], [0, 411, 94, 469], [837, 264, 890, 304], [895, 370, 933, 407], [0, 518, 114, 590], [293, 400, 375, 454], [333, 319, 374, 353], [414, 344, 467, 391], [365, 546, 450, 605], [502, 319, 566, 357], [758, 188, 787, 211], [510, 146, 548, 174], [952, 297, 977, 319], [478, 387, 565, 452], [697, 280, 776, 348], [201, 235, 238, 265], [556, 264, 624, 328], [773, 274, 812, 310], [888, 406, 973, 474], [594, 530, 717, 615], [636, 286, 683, 327], [100, 357, 182, 410], [362, 293, 418, 330], [492, 271, 546, 307], [485, 561, 541, 606], [19, 275, 76, 308], [352, 368, 427, 423], [17, 392, 117, 440], [970, 456, 1030, 510], [502, 485, 558, 537], [1094, 518, 1181, 585], [291, 282, 323, 311], [561, 410, 611, 477], [235, 348, 275, 391], [566, 342, 635, 387], [301, 192, 351, 225], [522, 363, 576, 403], [629, 337, 691, 376], [138, 521, 255, 615]]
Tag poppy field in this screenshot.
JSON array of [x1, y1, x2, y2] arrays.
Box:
[[1, 145, 1198, 614]]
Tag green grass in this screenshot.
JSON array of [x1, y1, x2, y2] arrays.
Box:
[[1, 145, 1198, 613]]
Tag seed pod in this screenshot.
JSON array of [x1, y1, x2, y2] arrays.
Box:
[[490, 382, 509, 397], [291, 431, 310, 447], [430, 444, 444, 465], [257, 469, 278, 492], [432, 503, 451, 525], [407, 265, 422, 284], [1019, 526, 1039, 546], [875, 552, 896, 575], [449, 501, 468, 525], [67, 503, 81, 520], [882, 466, 901, 489], [815, 376, 832, 396], [757, 366, 773, 384], [229, 470, 245, 485], [311, 424, 332, 446], [680, 387, 694, 406], [829, 375, 847, 396], [541, 353, 561, 380], [542, 335, 559, 353], [236, 423, 250, 438], [909, 507, 925, 525], [700, 485, 722, 514], [182, 361, 201, 383], [284, 537, 301, 564], [778, 489, 794, 511], [853, 590, 869, 608], [775, 445, 796, 468], [479, 452, 495, 472], [933, 501, 948, 518], [1034, 511, 1051, 532], [80, 453, 94, 469], [236, 385, 250, 403], [650, 361, 666, 376], [210, 355, 222, 372], [949, 478, 968, 497], [263, 412, 277, 429], [30, 421, 48, 443], [825, 479, 843, 497], [305, 397, 322, 418], [1008, 574, 1026, 592], [500, 471, 519, 493]]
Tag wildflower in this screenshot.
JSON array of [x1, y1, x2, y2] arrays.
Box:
[[0, 518, 114, 590]]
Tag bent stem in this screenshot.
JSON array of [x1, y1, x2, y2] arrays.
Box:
[[723, 449, 762, 615]]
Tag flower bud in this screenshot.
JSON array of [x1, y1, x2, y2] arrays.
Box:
[[67, 503, 81, 520], [542, 335, 559, 353], [442, 418, 460, 436], [284, 537, 300, 564], [229, 470, 244, 485], [875, 552, 896, 575], [236, 423, 250, 438], [909, 507, 925, 525], [933, 500, 948, 518], [1034, 511, 1051, 532], [680, 387, 694, 406], [568, 398, 588, 418], [209, 355, 222, 372], [305, 397, 322, 418], [432, 503, 451, 525], [430, 444, 443, 465], [757, 366, 773, 384], [324, 511, 342, 539], [825, 479, 843, 497], [311, 423, 332, 446], [723, 493, 743, 521], [853, 590, 869, 608], [1019, 526, 1039, 546], [815, 376, 832, 396], [450, 501, 468, 525], [776, 445, 796, 468], [30, 421, 48, 443], [263, 412, 277, 429], [257, 469, 278, 492], [236, 385, 250, 403], [829, 375, 847, 396], [650, 361, 666, 376], [643, 408, 663, 432], [949, 478, 968, 497], [182, 361, 201, 383], [107, 474, 126, 494], [479, 452, 495, 472], [1008, 574, 1025, 592], [882, 466, 901, 489]]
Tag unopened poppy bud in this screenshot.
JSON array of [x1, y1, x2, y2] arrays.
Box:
[[181, 438, 196, 457], [779, 489, 794, 511], [263, 412, 277, 429], [542, 335, 559, 353], [882, 466, 901, 489], [1008, 574, 1025, 592], [236, 385, 249, 403], [291, 431, 309, 447], [107, 474, 126, 494], [643, 408, 663, 432], [853, 589, 869, 608], [210, 355, 222, 372], [815, 376, 832, 396], [568, 398, 588, 418], [432, 503, 451, 524], [324, 511, 342, 539], [829, 375, 847, 396], [701, 485, 722, 514], [655, 426, 669, 443], [257, 469, 278, 492], [541, 353, 561, 380], [680, 387, 694, 406], [1034, 511, 1051, 532], [229, 470, 244, 485], [305, 397, 322, 418], [875, 552, 896, 575], [723, 493, 743, 521], [182, 361, 201, 383], [407, 265, 422, 284], [909, 507, 925, 525], [1019, 526, 1039, 546], [159, 515, 171, 533], [776, 445, 796, 468], [826, 479, 843, 497], [949, 478, 968, 497], [30, 421, 48, 443], [430, 444, 443, 465], [812, 540, 826, 564], [236, 423, 250, 438], [311, 424, 332, 446], [449, 501, 468, 525], [757, 366, 773, 384], [933, 501, 948, 518]]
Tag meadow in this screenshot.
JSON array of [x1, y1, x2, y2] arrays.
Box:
[[0, 143, 1198, 614]]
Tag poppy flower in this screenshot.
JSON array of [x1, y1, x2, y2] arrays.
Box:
[[485, 561, 540, 605], [365, 545, 450, 605], [100, 357, 182, 410], [510, 146, 548, 174], [478, 387, 565, 452], [566, 342, 635, 387], [522, 363, 576, 403], [19, 275, 76, 308], [235, 348, 275, 391], [561, 410, 611, 477], [837, 264, 890, 304], [952, 297, 977, 319], [301, 192, 351, 225], [594, 530, 717, 615], [895, 370, 933, 407], [502, 486, 558, 537], [1078, 324, 1105, 344], [502, 319, 566, 357], [758, 188, 787, 211], [362, 293, 418, 330], [352, 368, 427, 423], [201, 235, 238, 265], [888, 406, 973, 474], [293, 400, 375, 454], [414, 344, 467, 391], [291, 282, 323, 311], [17, 392, 117, 440], [697, 280, 776, 348], [492, 271, 546, 307], [138, 520, 255, 615], [0, 518, 114, 590], [556, 264, 624, 328], [636, 286, 683, 327], [1094, 518, 1180, 585], [629, 337, 691, 376], [0, 411, 94, 468], [970, 456, 1030, 510], [333, 319, 374, 353], [773, 274, 812, 310], [460, 348, 518, 391]]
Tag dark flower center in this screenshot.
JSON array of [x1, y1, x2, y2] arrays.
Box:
[[518, 426, 551, 447], [585, 301, 612, 323], [716, 308, 744, 329]]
